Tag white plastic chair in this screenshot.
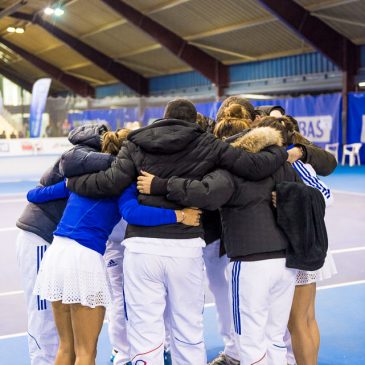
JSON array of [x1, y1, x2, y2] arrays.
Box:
[[325, 143, 339, 161], [341, 143, 362, 166]]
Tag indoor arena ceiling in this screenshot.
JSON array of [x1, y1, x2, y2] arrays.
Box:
[[0, 0, 364, 94]]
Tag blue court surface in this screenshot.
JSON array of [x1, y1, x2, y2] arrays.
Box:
[[0, 161, 364, 364]]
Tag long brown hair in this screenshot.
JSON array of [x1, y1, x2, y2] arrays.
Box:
[[101, 129, 130, 155], [214, 104, 251, 140]]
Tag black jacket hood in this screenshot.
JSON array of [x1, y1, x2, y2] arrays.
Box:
[[128, 119, 204, 153], [68, 123, 108, 149]]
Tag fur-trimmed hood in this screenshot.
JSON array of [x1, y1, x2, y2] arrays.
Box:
[[230, 127, 283, 153]]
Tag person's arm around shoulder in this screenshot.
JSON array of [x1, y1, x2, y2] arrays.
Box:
[[118, 183, 201, 226], [299, 143, 337, 176], [27, 180, 70, 204], [66, 143, 137, 198], [211, 135, 289, 181], [137, 169, 235, 211], [60, 147, 114, 177]]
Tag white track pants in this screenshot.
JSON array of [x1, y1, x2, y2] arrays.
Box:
[[229, 259, 296, 365], [203, 240, 238, 359], [16, 230, 58, 365], [123, 249, 206, 365], [104, 240, 130, 365]]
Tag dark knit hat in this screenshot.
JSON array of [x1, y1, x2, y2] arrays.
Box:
[[216, 96, 256, 122], [163, 99, 197, 123]]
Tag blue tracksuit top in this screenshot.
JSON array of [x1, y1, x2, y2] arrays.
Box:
[[27, 181, 176, 255]]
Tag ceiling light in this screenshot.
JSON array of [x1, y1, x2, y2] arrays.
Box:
[[359, 81, 365, 88], [54, 7, 64, 16], [6, 27, 16, 33], [15, 27, 25, 34], [44, 7, 54, 15]]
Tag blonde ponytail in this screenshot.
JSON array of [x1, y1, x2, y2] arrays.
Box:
[[213, 104, 251, 140], [101, 128, 130, 155]]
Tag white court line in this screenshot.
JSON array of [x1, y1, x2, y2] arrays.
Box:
[[0, 193, 26, 198], [1, 280, 365, 340], [0, 290, 24, 297], [0, 227, 17, 232], [0, 332, 27, 340], [0, 198, 26, 203], [332, 246, 365, 254], [318, 279, 365, 291], [332, 189, 365, 197]]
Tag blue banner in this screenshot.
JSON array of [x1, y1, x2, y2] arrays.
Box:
[[348, 92, 365, 163], [142, 102, 221, 125], [29, 78, 52, 138], [141, 93, 342, 148], [251, 93, 342, 148], [142, 106, 165, 125], [68, 108, 139, 130]]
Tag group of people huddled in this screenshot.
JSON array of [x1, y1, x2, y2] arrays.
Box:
[[16, 96, 337, 365]]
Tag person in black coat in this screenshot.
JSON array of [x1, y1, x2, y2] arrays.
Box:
[[15, 123, 113, 365], [136, 122, 304, 365], [195, 104, 252, 365]]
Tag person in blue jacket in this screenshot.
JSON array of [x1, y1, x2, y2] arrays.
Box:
[[27, 130, 201, 365], [15, 122, 113, 365]]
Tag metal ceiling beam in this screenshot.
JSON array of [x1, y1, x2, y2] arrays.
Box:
[[305, 0, 359, 12], [257, 0, 360, 145], [65, 16, 275, 70], [66, 71, 106, 85], [311, 13, 365, 27], [32, 11, 275, 61], [0, 0, 27, 20], [223, 47, 313, 65], [101, 0, 228, 95], [185, 16, 276, 41], [80, 19, 127, 39], [257, 0, 359, 71], [0, 36, 95, 97], [5, 10, 149, 95], [0, 62, 33, 92], [189, 42, 255, 61], [147, 0, 191, 14], [79, 0, 190, 39]]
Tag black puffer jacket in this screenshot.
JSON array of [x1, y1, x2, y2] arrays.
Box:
[[16, 124, 111, 244], [159, 127, 303, 258], [60, 123, 112, 177], [67, 119, 288, 240]]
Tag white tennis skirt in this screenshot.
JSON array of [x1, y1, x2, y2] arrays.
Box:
[[33, 236, 112, 308], [296, 249, 337, 286]]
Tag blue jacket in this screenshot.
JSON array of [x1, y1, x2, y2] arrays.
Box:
[[16, 124, 110, 243], [27, 182, 176, 255]]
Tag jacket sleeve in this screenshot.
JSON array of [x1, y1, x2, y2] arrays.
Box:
[[66, 143, 138, 198], [166, 169, 235, 210], [213, 137, 289, 181], [60, 147, 114, 177], [118, 184, 177, 226], [27, 180, 70, 203], [299, 143, 337, 176]]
